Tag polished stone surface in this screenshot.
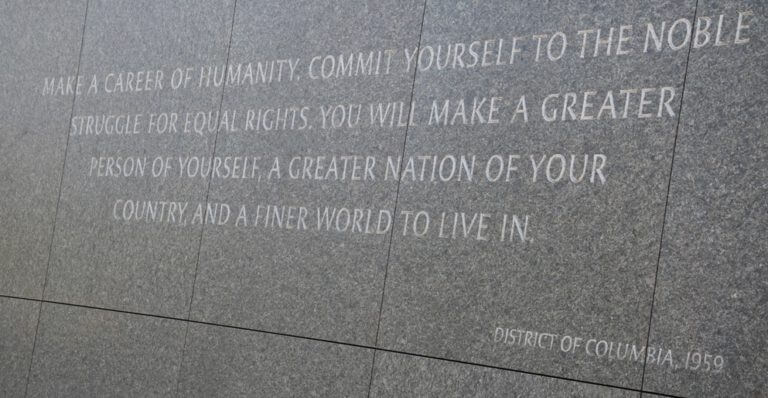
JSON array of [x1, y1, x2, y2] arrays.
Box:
[[0, 297, 39, 397], [45, 0, 235, 317], [26, 303, 185, 398], [643, 1, 768, 396], [178, 323, 373, 397], [0, 0, 86, 299], [378, 0, 696, 388], [1, 0, 766, 396], [190, 0, 424, 345], [371, 351, 639, 397]]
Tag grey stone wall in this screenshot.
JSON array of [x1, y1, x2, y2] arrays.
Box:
[[0, 1, 765, 397]]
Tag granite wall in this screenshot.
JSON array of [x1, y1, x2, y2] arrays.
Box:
[[1, 1, 765, 397]]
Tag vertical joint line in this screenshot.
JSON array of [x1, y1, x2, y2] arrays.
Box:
[[185, 0, 238, 321], [639, 0, 699, 392], [174, 1, 238, 397], [23, 0, 90, 396], [365, 350, 378, 398], [367, 1, 428, 397], [372, 0, 428, 346]]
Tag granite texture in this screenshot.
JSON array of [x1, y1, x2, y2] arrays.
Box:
[[45, 0, 235, 317], [26, 303, 186, 397], [378, 0, 696, 388], [177, 323, 373, 397], [0, 297, 39, 397], [190, 0, 424, 345], [371, 351, 639, 397], [643, 1, 768, 396], [0, 0, 86, 298], [1, 0, 766, 396]]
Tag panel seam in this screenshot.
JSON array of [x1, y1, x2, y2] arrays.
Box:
[[639, 0, 700, 395], [172, 0, 239, 396], [366, 0, 429, 396], [22, 0, 90, 396]]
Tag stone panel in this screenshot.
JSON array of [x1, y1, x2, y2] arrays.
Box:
[[45, 0, 235, 317], [0, 0, 86, 298], [644, 1, 767, 396], [371, 351, 639, 397], [178, 323, 372, 397], [26, 303, 185, 398], [0, 297, 39, 397], [190, 0, 424, 345], [379, 0, 696, 388]]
